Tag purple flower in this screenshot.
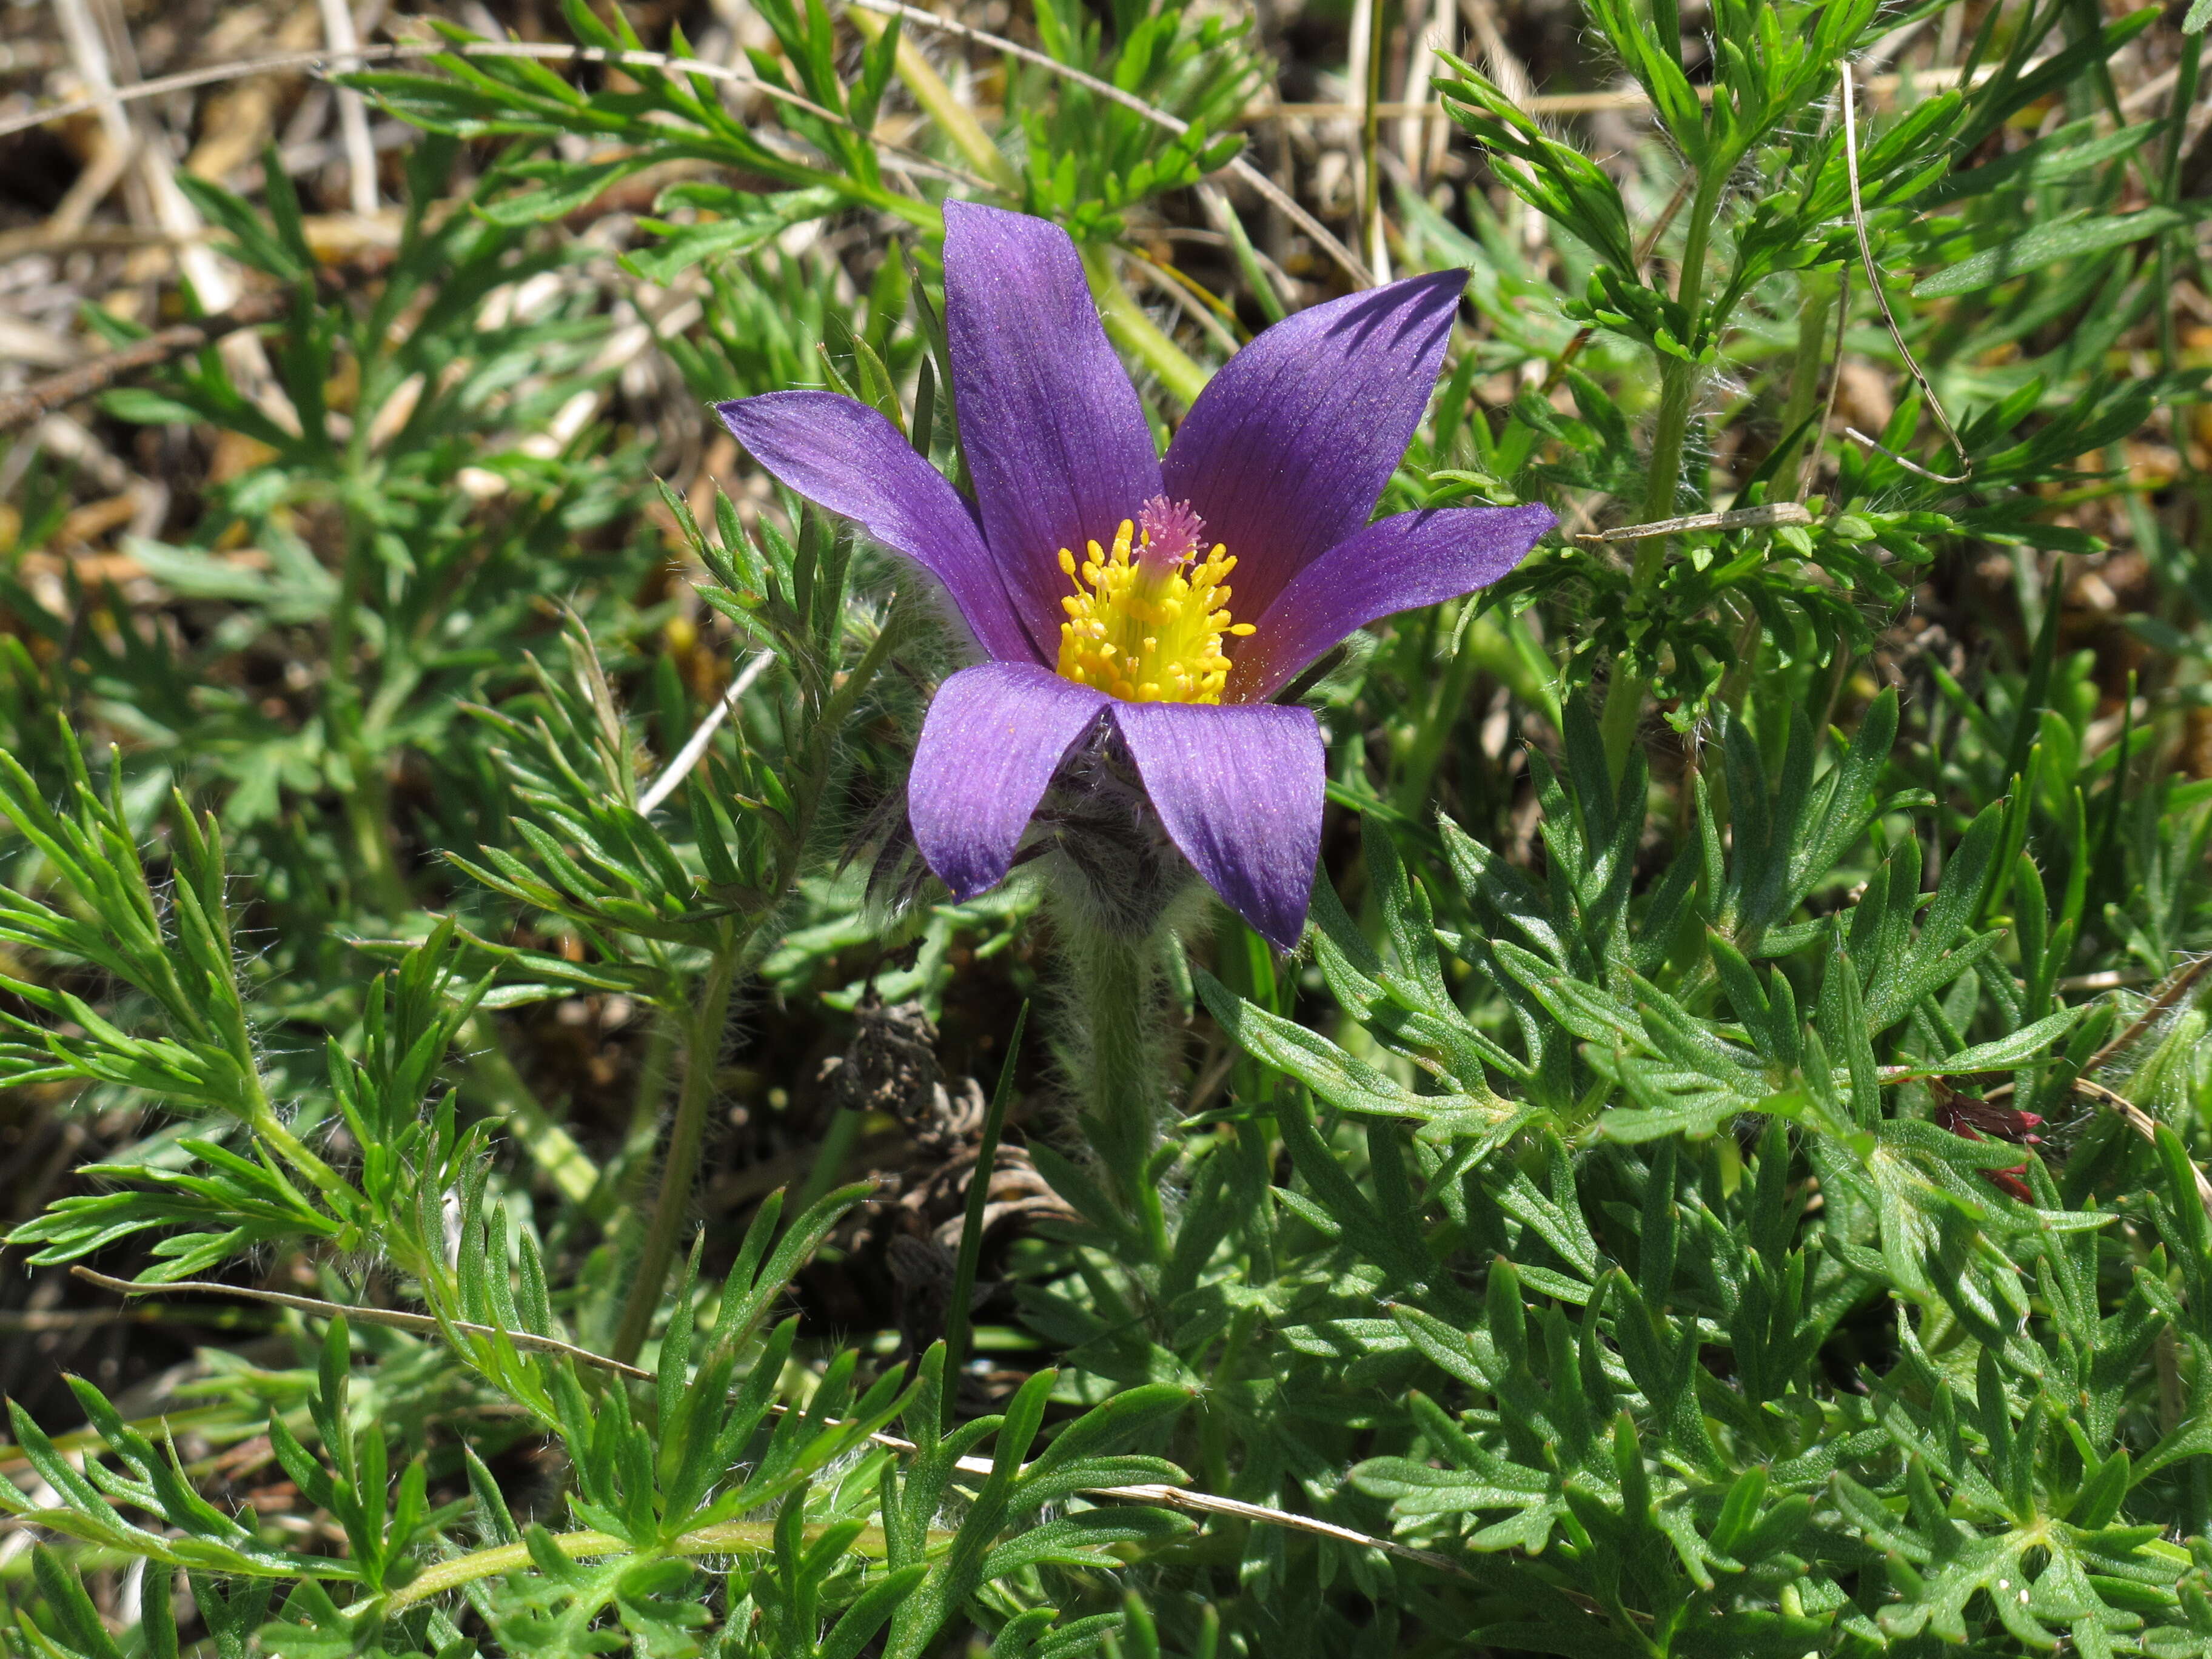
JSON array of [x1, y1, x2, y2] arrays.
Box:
[[717, 204, 1553, 950]]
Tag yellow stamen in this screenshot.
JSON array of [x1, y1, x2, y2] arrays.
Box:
[[1054, 517, 1242, 705]]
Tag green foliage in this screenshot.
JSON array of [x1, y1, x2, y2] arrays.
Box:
[[1439, 0, 2198, 731], [1015, 0, 1259, 240], [5, 0, 2210, 1651], [1201, 699, 2212, 1652]]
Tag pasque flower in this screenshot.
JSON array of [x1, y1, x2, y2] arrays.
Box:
[[717, 203, 1552, 949]]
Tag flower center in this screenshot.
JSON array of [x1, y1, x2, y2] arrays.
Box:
[[1055, 497, 1253, 703]]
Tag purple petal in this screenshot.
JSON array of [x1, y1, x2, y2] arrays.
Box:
[[910, 662, 1108, 900], [1162, 270, 1465, 624], [717, 392, 1036, 665], [943, 202, 1162, 655], [1232, 504, 1555, 701], [1111, 700, 1324, 950]]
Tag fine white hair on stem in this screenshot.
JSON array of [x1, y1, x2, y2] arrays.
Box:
[[638, 651, 776, 816]]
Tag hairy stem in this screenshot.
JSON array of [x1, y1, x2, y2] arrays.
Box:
[[245, 1101, 357, 1218], [1061, 920, 1175, 1263], [1776, 266, 1839, 500], [609, 937, 740, 1366], [600, 1012, 682, 1214], [1599, 167, 1722, 780], [218, 985, 356, 1216]]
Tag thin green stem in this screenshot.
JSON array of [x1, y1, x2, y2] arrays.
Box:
[[308, 495, 610, 1213], [794, 1099, 865, 1218], [1201, 183, 1289, 324], [209, 1004, 357, 1216], [1084, 246, 1211, 407], [942, 1002, 1028, 1429], [1600, 167, 1723, 780], [244, 1098, 357, 1219], [1776, 267, 1839, 501], [850, 5, 1017, 192], [1710, 589, 1765, 715], [363, 1510, 954, 1617], [332, 713, 409, 922], [1199, 1304, 1258, 1492], [322, 498, 412, 924], [610, 937, 741, 1367], [2157, 33, 2203, 387], [367, 1521, 875, 1615], [598, 1012, 682, 1215], [1389, 600, 1486, 822], [1637, 178, 1718, 531], [461, 1015, 603, 1210]]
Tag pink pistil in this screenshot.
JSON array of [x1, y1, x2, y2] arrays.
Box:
[[1136, 495, 1206, 572]]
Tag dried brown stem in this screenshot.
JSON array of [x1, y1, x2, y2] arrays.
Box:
[[0, 256, 394, 433], [70, 1266, 657, 1378], [842, 0, 1375, 287], [2085, 953, 2212, 1075], [0, 38, 991, 196], [0, 291, 292, 433], [1837, 62, 1971, 485]]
